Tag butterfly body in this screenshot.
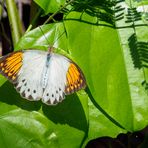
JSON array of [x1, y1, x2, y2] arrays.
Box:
[[0, 49, 86, 105]]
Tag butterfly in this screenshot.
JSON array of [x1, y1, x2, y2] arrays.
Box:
[[0, 47, 86, 105]]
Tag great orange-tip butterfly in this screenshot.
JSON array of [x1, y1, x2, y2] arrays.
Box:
[[0, 47, 86, 105]]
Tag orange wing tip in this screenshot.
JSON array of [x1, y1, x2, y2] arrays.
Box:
[[65, 62, 86, 94], [0, 51, 23, 82]]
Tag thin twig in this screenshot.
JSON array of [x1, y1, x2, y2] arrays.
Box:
[[43, 0, 74, 25]]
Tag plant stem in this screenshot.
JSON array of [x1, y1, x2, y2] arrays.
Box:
[[5, 0, 23, 47]]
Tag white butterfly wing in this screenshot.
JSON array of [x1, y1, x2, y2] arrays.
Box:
[[42, 53, 70, 105], [0, 50, 86, 105], [15, 50, 47, 101], [42, 53, 86, 105]]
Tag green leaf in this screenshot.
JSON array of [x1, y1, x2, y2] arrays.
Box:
[[0, 106, 86, 148], [34, 0, 66, 14], [15, 23, 68, 53], [115, 1, 148, 130], [0, 76, 6, 87]]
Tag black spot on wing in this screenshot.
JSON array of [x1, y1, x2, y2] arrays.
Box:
[[33, 90, 36, 93], [21, 91, 26, 98], [14, 82, 18, 87], [22, 79, 25, 83], [47, 99, 51, 105], [28, 95, 34, 100], [53, 99, 58, 104], [59, 96, 63, 102], [16, 87, 21, 92]]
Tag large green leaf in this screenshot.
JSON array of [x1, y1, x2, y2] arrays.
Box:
[[0, 97, 87, 148], [115, 0, 148, 130], [15, 23, 68, 52]]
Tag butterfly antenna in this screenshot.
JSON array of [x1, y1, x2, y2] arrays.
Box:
[[39, 26, 51, 47], [39, 25, 67, 52], [39, 26, 57, 52], [51, 21, 68, 47]]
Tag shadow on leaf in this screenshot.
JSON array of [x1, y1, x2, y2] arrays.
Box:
[[125, 8, 142, 23], [0, 81, 88, 132], [128, 33, 148, 69], [128, 33, 148, 90], [0, 81, 41, 111], [63, 0, 119, 27], [42, 93, 88, 132]]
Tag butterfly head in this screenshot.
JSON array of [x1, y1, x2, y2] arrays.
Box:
[[48, 46, 55, 53]]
